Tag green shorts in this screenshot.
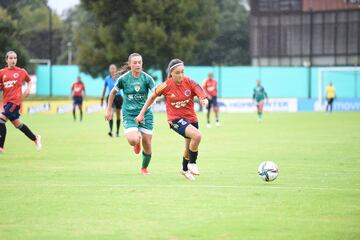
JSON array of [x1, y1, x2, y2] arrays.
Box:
[[122, 110, 153, 135], [256, 97, 265, 103]]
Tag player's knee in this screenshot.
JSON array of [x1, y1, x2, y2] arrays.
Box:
[[142, 138, 148, 147], [143, 143, 152, 154], [192, 132, 202, 143], [11, 120, 22, 128], [128, 138, 139, 146]]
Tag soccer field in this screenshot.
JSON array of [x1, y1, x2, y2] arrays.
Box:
[[0, 111, 359, 240]]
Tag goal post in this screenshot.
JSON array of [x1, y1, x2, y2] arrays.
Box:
[[317, 67, 360, 111], [29, 59, 52, 96]]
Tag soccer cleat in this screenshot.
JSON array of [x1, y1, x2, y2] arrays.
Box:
[[207, 123, 211, 128], [216, 121, 221, 127], [35, 135, 42, 151], [116, 132, 120, 137], [0, 147, 4, 153], [133, 142, 141, 154], [188, 163, 200, 175], [181, 170, 195, 181], [141, 168, 150, 175], [108, 132, 113, 137]]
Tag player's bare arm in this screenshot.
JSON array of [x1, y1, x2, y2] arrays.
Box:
[[100, 86, 106, 106], [135, 92, 157, 124], [105, 88, 116, 121], [23, 81, 32, 98]]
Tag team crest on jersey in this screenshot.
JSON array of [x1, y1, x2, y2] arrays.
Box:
[[13, 73, 19, 78], [184, 89, 191, 97], [134, 84, 141, 92], [170, 93, 176, 98], [3, 75, 6, 79]]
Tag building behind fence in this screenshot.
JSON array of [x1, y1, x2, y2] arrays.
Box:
[[250, 0, 360, 66]]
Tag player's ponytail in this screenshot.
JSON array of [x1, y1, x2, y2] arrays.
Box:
[[116, 62, 130, 77], [167, 58, 184, 78]]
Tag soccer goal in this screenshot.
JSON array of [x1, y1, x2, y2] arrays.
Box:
[[317, 67, 360, 111]]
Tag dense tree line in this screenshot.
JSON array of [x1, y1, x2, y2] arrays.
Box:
[[0, 0, 69, 71], [0, 0, 249, 77]]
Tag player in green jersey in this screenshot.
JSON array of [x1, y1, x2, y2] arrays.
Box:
[[252, 80, 268, 121], [105, 53, 155, 175]]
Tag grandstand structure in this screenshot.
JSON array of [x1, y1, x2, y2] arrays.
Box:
[[250, 0, 360, 66]]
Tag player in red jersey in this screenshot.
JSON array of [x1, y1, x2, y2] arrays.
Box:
[[203, 73, 220, 128], [136, 59, 208, 180], [0, 51, 42, 153], [71, 76, 86, 121]]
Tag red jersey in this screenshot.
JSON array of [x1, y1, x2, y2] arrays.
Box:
[[71, 81, 85, 97], [203, 78, 217, 97], [155, 77, 206, 123], [0, 66, 31, 106]]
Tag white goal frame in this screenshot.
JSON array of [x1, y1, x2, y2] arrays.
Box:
[[317, 67, 360, 111]]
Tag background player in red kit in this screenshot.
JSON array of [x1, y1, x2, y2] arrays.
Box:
[[136, 59, 208, 181], [203, 73, 220, 128], [0, 51, 42, 153], [71, 76, 86, 121]]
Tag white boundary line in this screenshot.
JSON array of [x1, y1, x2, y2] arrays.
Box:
[[0, 183, 359, 191]]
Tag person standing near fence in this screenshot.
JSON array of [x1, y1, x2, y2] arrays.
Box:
[[203, 73, 220, 128], [325, 82, 336, 113], [71, 76, 86, 121], [0, 50, 42, 153], [253, 79, 268, 122]]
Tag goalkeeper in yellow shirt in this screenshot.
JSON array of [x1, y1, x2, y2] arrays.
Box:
[[325, 82, 336, 112]]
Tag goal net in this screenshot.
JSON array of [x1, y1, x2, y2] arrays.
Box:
[[316, 67, 360, 111]]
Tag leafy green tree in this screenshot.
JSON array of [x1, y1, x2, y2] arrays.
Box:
[[18, 5, 64, 62], [0, 0, 66, 65], [76, 0, 218, 78], [212, 0, 250, 65], [0, 7, 29, 68]]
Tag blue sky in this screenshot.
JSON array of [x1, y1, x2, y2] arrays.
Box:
[[48, 0, 80, 15]]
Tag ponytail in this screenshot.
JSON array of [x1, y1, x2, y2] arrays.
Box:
[[115, 63, 130, 77]]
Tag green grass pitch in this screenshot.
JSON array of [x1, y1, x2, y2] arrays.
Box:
[[0, 111, 359, 240]]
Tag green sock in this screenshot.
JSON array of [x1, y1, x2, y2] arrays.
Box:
[[257, 112, 261, 119], [142, 152, 152, 168], [260, 112, 263, 119]]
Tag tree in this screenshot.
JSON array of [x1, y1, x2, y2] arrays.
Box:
[[0, 0, 67, 66], [17, 3, 65, 63], [76, 0, 218, 79], [211, 0, 250, 65], [0, 7, 29, 68]]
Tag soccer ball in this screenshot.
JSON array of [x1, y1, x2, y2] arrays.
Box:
[[258, 161, 279, 182]]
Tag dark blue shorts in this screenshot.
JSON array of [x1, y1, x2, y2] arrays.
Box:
[[169, 118, 199, 138], [207, 96, 218, 110], [107, 95, 123, 109], [73, 96, 83, 105], [2, 102, 21, 121]]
